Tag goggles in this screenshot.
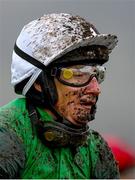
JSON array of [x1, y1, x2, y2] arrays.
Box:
[[51, 65, 106, 87]]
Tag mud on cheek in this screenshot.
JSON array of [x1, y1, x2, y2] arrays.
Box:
[[64, 91, 78, 106]]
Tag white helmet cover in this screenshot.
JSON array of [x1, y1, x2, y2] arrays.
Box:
[[11, 13, 118, 95]]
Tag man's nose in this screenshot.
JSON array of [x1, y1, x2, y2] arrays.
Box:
[[84, 77, 101, 95]]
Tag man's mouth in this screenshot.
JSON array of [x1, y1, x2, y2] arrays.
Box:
[[80, 96, 97, 106]]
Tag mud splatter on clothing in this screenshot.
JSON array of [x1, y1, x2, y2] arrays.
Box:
[[0, 98, 120, 179]]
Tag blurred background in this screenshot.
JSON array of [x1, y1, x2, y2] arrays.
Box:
[[0, 0, 135, 151]]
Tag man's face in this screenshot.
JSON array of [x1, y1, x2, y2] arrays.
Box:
[[54, 65, 102, 126]]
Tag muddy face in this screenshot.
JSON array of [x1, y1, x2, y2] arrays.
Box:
[[54, 77, 101, 126]]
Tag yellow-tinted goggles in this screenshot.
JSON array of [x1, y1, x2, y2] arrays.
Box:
[[52, 65, 106, 87]]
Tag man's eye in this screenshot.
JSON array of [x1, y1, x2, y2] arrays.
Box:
[[73, 71, 83, 77]]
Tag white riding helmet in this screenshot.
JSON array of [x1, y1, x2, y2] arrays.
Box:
[[11, 13, 118, 95]]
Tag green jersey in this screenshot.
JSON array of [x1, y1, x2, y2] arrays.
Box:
[[0, 98, 120, 179]]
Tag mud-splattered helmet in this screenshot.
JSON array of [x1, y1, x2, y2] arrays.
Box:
[[11, 13, 118, 106]]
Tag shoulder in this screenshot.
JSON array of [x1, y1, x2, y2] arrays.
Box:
[[88, 129, 120, 179], [0, 98, 26, 111], [0, 98, 28, 132], [0, 98, 27, 117], [88, 129, 109, 153]]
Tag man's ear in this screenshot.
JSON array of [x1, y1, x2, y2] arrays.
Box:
[[34, 82, 42, 92]]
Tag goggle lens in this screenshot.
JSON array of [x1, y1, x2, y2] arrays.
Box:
[[58, 65, 106, 86]]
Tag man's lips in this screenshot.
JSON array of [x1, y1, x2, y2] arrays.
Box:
[[80, 96, 97, 106]]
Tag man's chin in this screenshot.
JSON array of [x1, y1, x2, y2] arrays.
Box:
[[71, 106, 97, 126], [61, 104, 97, 127]]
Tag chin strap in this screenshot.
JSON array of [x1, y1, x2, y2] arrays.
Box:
[[26, 98, 90, 147]]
